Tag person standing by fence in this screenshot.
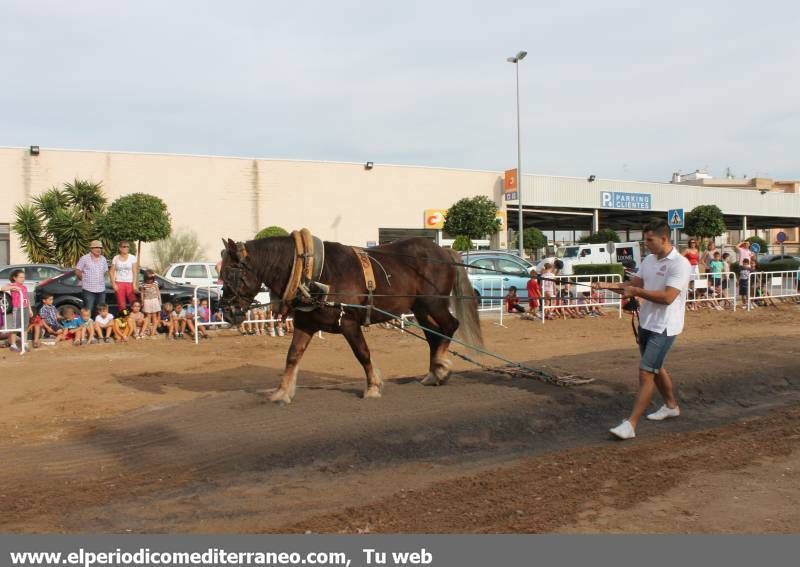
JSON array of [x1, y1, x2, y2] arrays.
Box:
[[75, 240, 109, 317], [597, 220, 691, 440]]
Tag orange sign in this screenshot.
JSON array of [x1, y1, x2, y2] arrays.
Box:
[[504, 168, 518, 191], [424, 209, 447, 229]]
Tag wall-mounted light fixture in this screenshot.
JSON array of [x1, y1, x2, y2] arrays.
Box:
[[364, 161, 374, 170], [30, 145, 40, 156], [587, 174, 596, 182]]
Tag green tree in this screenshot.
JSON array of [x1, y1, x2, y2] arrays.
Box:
[[443, 196, 500, 241], [255, 225, 289, 239], [99, 193, 172, 263], [684, 205, 727, 239], [152, 229, 204, 274], [451, 235, 473, 251], [579, 228, 620, 244], [511, 227, 548, 253], [12, 180, 108, 266]]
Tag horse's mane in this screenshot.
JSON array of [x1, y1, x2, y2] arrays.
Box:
[[246, 236, 296, 292]]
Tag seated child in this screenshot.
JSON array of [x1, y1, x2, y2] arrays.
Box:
[[79, 307, 96, 345], [129, 301, 148, 339], [34, 293, 64, 346], [185, 299, 208, 339], [93, 304, 115, 343], [171, 302, 187, 339], [60, 307, 84, 345], [159, 302, 174, 338], [112, 308, 132, 342], [505, 286, 525, 313]]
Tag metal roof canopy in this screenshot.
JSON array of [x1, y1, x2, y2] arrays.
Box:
[[506, 205, 800, 232]]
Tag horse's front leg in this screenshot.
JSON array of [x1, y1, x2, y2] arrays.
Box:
[[341, 321, 383, 399], [270, 327, 314, 404]]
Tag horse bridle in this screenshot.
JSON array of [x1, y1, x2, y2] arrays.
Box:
[[220, 253, 259, 318]]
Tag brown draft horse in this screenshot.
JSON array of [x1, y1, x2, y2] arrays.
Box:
[[219, 235, 482, 403]]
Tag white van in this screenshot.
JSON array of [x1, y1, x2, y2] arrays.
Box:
[[535, 242, 642, 275]]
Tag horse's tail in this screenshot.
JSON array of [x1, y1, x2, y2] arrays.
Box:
[[447, 248, 484, 349]]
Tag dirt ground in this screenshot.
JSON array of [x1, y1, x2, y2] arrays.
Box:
[[1, 304, 798, 533]]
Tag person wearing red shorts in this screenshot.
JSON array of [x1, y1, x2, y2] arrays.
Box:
[[109, 241, 139, 311]]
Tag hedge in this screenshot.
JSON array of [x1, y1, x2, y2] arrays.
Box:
[[757, 259, 800, 272], [572, 264, 625, 278]]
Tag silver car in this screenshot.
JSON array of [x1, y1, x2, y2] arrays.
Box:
[[0, 263, 67, 301]]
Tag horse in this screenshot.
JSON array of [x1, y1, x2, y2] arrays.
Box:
[[218, 233, 482, 403]]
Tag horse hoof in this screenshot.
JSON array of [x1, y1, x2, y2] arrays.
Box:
[[364, 386, 382, 399], [269, 390, 292, 404], [420, 373, 440, 386]]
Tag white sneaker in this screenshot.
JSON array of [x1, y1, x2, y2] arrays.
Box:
[[647, 404, 680, 421], [609, 420, 635, 440]]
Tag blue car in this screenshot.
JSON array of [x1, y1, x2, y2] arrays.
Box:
[[461, 252, 534, 303]]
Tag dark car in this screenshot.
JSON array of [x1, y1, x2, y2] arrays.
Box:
[[34, 269, 219, 315]]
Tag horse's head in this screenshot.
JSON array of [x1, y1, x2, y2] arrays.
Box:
[[219, 238, 261, 325]]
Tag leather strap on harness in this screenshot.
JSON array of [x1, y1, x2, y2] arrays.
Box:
[[352, 247, 377, 325], [283, 228, 325, 302]]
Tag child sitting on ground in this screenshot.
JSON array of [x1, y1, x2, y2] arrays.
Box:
[[60, 307, 84, 346], [79, 307, 96, 345], [505, 286, 525, 313], [171, 302, 188, 339], [185, 299, 208, 339], [159, 302, 174, 338], [112, 308, 132, 342], [93, 304, 115, 343], [129, 301, 148, 339], [34, 293, 64, 346]]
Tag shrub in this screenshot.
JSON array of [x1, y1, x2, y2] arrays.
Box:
[[579, 228, 620, 244], [255, 226, 289, 239], [573, 264, 624, 278], [451, 235, 473, 251], [152, 229, 204, 274], [746, 235, 769, 254]]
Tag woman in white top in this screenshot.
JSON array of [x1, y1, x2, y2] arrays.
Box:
[[109, 241, 139, 311]]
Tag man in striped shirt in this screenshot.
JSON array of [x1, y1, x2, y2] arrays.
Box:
[[75, 240, 109, 317]]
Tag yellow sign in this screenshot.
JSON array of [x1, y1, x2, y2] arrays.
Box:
[[495, 210, 507, 228], [424, 209, 447, 229]]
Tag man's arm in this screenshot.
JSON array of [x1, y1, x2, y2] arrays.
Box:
[[75, 256, 84, 280], [595, 275, 643, 293], [624, 285, 680, 305]]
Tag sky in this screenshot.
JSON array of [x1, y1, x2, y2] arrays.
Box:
[[2, 0, 798, 182]]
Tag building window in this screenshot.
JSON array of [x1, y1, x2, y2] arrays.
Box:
[[0, 224, 9, 266]]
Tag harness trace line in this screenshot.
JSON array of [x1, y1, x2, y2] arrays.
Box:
[[337, 302, 593, 387]]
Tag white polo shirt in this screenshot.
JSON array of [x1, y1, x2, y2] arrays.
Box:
[[637, 246, 691, 336]]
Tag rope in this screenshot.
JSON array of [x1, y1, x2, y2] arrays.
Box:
[[343, 303, 593, 387]]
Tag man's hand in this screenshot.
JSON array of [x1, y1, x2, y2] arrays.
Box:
[[622, 283, 642, 298]]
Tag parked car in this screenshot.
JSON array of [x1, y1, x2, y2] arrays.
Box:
[[164, 262, 219, 287], [34, 269, 219, 315], [461, 252, 533, 301], [755, 254, 800, 266], [0, 263, 67, 302]]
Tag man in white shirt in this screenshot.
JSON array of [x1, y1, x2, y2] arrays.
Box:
[[600, 220, 691, 440]]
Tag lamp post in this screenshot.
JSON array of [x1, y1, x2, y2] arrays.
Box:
[[507, 50, 527, 257]]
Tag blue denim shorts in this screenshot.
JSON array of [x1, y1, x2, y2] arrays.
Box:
[[638, 327, 676, 374]]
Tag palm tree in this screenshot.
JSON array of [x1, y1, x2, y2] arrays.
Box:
[[13, 180, 108, 267]]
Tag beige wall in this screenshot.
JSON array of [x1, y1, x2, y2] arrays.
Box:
[[0, 147, 505, 266]]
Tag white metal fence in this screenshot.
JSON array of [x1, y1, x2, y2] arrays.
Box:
[[192, 284, 227, 343], [473, 276, 504, 326], [0, 287, 27, 354], [747, 270, 800, 310], [686, 271, 737, 311], [540, 273, 622, 323]]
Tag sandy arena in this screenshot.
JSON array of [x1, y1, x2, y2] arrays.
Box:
[[1, 306, 799, 533]]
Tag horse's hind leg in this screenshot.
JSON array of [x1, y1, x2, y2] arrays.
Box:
[[270, 327, 314, 404], [416, 300, 459, 386], [341, 320, 383, 399]]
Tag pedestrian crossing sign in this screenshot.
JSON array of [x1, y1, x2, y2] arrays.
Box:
[[668, 208, 684, 229]]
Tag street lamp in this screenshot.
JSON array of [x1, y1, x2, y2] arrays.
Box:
[[507, 50, 527, 257]]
